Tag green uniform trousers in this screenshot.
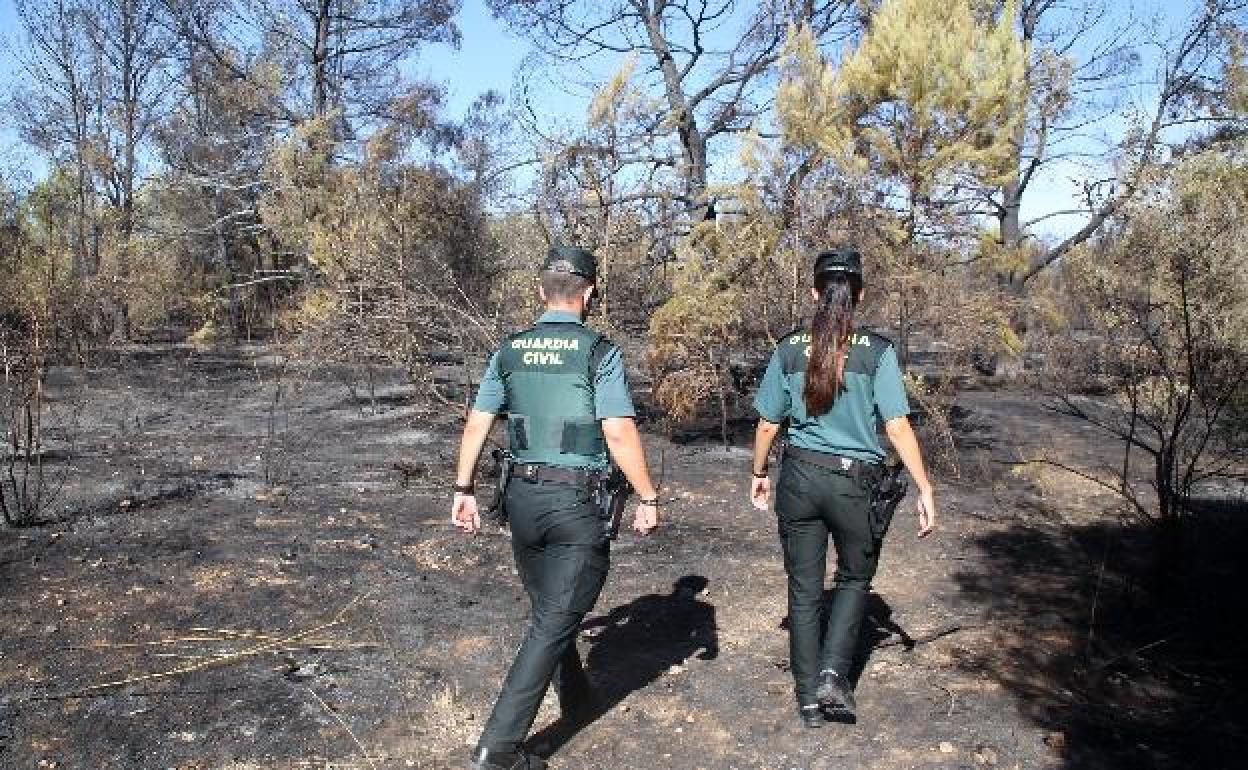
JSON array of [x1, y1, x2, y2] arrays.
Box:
[[477, 477, 609, 754], [774, 455, 882, 706]]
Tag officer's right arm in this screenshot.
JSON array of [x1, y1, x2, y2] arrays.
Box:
[[601, 418, 660, 535], [883, 417, 935, 538], [593, 343, 659, 535], [601, 418, 658, 499], [875, 347, 935, 537]]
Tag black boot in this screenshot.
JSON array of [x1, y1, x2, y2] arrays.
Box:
[[468, 746, 548, 770], [798, 704, 824, 728], [815, 669, 857, 717]]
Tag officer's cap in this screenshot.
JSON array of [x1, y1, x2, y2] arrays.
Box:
[[813, 248, 863, 282], [541, 245, 597, 281]]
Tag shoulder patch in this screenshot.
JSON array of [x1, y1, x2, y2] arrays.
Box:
[[843, 327, 893, 376], [496, 327, 534, 375], [588, 333, 615, 376], [778, 327, 810, 347], [779, 327, 811, 374], [504, 325, 535, 344], [862, 328, 894, 350]]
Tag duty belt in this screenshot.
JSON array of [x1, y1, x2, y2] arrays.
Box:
[[513, 462, 600, 487], [783, 445, 878, 479]]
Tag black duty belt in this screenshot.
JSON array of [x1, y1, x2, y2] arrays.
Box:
[[513, 463, 600, 487], [783, 445, 878, 478]]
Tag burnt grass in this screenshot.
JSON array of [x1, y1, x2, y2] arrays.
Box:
[[1, 347, 1246, 770]]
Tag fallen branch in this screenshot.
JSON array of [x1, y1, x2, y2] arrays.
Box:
[[874, 623, 974, 650], [67, 635, 373, 652], [21, 686, 248, 702], [303, 685, 380, 770], [1091, 635, 1176, 671], [58, 593, 371, 697]]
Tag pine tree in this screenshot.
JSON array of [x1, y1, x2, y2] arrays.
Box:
[[776, 0, 1025, 366]]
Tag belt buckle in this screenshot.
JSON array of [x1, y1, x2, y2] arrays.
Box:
[[840, 457, 853, 471], [522, 465, 539, 482]]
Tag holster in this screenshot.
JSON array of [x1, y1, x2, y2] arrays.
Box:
[[864, 457, 908, 544], [592, 464, 631, 540], [483, 448, 514, 524]]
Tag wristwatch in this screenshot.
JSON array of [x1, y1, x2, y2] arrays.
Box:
[[453, 483, 475, 495]]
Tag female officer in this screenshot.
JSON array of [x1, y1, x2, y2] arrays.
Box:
[[748, 247, 937, 727]]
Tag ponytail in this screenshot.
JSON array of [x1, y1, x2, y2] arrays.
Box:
[[803, 273, 861, 416]]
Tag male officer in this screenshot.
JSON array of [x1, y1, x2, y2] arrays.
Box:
[[451, 245, 661, 770]]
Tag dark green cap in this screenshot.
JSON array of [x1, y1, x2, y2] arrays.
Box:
[[813, 247, 863, 281], [542, 245, 597, 280]]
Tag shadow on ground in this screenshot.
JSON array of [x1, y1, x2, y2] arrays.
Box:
[[529, 575, 719, 756], [953, 499, 1248, 770]]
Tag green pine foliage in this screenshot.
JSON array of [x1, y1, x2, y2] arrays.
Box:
[[775, 0, 1026, 367], [778, 0, 1025, 200]]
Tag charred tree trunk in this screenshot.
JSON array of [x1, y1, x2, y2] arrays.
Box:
[[640, 0, 710, 221], [312, 0, 333, 119]]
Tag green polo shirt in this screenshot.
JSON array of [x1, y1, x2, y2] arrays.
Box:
[[754, 329, 910, 462], [472, 310, 636, 419]]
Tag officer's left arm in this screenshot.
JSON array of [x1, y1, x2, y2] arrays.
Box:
[[750, 348, 788, 511], [452, 352, 506, 534], [750, 420, 781, 511], [452, 409, 498, 533]]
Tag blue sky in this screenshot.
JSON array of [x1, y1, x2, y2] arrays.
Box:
[[0, 0, 30, 184], [0, 0, 540, 180], [0, 0, 1208, 240], [412, 0, 533, 117]]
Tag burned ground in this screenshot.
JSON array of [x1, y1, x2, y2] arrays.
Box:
[[1, 349, 1245, 770]]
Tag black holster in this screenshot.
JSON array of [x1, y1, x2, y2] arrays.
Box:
[[864, 458, 908, 544], [592, 464, 631, 539], [484, 448, 514, 524]]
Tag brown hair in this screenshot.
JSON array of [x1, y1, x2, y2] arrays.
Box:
[[802, 271, 862, 416], [541, 270, 592, 303]]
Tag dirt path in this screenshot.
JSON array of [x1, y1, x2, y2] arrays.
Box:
[[1, 353, 1243, 769]]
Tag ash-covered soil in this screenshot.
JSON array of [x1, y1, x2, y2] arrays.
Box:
[[1, 348, 1244, 770]]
